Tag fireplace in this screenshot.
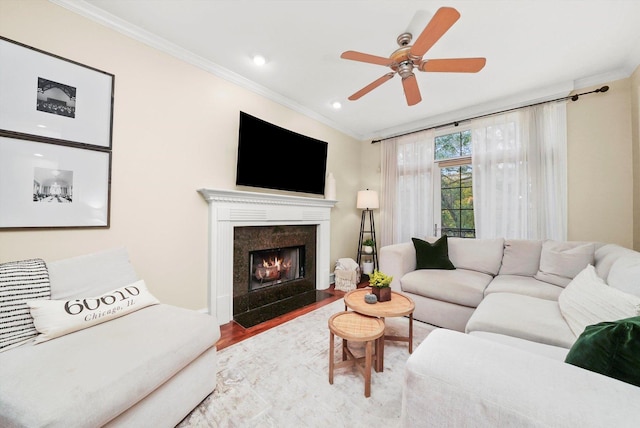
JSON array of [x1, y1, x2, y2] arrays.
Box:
[[198, 188, 336, 326], [249, 245, 304, 291], [232, 225, 316, 325]]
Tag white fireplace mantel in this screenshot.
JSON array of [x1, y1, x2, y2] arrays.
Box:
[[198, 188, 337, 325]]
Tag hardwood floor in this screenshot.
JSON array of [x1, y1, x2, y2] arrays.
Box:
[[216, 282, 368, 351]]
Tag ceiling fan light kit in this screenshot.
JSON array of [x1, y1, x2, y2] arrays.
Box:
[[341, 6, 486, 106]]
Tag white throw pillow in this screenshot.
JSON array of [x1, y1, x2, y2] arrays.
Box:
[[558, 265, 640, 337], [534, 241, 595, 287], [607, 254, 640, 297], [447, 237, 504, 276], [498, 239, 543, 276], [28, 280, 159, 343]]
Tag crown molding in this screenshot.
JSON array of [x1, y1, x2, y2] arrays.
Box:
[[49, 0, 639, 144], [366, 80, 575, 141], [49, 0, 363, 140]]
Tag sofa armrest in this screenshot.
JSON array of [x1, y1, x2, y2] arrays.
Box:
[[402, 329, 640, 428], [379, 242, 416, 291]]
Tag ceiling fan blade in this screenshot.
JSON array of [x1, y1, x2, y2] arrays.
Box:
[[341, 50, 394, 67], [402, 74, 422, 106], [409, 7, 460, 58], [348, 72, 395, 100], [419, 57, 486, 73]]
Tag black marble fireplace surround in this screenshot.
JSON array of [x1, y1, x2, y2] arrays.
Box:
[[233, 225, 331, 327]]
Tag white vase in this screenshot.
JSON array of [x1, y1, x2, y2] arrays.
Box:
[[362, 261, 374, 275], [324, 172, 336, 200], [363, 245, 373, 254]]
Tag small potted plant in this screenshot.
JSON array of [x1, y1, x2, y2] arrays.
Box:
[[362, 239, 375, 254], [368, 270, 393, 302]]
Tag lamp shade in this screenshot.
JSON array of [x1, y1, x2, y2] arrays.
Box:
[[356, 190, 379, 210]]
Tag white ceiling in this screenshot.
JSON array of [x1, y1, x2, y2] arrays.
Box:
[[53, 0, 640, 141]]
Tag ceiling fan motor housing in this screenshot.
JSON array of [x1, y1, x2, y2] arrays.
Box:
[[397, 62, 415, 79]]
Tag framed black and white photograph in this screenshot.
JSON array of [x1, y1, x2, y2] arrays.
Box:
[[0, 36, 114, 149], [0, 136, 111, 229]]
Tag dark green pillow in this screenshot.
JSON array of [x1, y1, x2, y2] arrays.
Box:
[[412, 235, 455, 270], [565, 316, 640, 387]]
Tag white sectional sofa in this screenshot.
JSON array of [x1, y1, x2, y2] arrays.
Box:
[[0, 248, 220, 428], [379, 237, 640, 427]]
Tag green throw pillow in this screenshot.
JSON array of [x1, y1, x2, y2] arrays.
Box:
[[412, 236, 455, 270], [565, 316, 640, 387]]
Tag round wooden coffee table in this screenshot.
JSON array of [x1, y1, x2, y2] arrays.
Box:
[[344, 288, 415, 372], [328, 311, 385, 397]]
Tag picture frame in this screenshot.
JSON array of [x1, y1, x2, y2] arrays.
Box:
[[0, 36, 114, 149], [0, 136, 111, 229]]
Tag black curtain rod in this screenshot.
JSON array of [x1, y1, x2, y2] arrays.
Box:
[[370, 85, 610, 144]]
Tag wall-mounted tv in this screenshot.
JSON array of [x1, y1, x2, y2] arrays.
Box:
[[236, 112, 328, 195]]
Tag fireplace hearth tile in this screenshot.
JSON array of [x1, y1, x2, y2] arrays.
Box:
[[234, 290, 333, 329]]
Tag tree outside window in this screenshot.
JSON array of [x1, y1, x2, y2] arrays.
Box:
[[435, 130, 475, 238]]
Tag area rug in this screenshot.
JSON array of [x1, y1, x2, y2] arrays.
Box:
[[177, 299, 436, 427]]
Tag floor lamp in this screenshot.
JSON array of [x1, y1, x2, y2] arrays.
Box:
[[356, 189, 379, 274]]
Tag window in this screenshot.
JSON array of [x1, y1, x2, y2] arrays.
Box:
[[435, 129, 472, 160], [434, 129, 475, 238], [383, 103, 566, 245]]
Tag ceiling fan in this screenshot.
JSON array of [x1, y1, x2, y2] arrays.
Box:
[[340, 6, 486, 106]]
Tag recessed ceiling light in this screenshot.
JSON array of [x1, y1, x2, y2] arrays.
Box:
[[253, 55, 266, 66], [332, 101, 342, 109]]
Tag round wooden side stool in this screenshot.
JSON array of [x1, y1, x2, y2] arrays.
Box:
[[328, 311, 385, 398]]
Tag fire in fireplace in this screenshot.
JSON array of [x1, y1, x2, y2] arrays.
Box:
[[249, 245, 304, 291]]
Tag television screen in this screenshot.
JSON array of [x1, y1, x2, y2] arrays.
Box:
[[236, 112, 328, 195]]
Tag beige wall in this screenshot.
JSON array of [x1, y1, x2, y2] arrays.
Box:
[[567, 78, 633, 247], [0, 0, 363, 309], [631, 66, 640, 250]]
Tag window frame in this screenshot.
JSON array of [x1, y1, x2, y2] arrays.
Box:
[[433, 126, 475, 238]]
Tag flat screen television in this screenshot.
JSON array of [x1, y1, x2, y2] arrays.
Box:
[[236, 111, 328, 195]]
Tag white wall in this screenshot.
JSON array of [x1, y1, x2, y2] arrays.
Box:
[[0, 0, 363, 309]]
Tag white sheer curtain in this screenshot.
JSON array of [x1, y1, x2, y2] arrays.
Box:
[[380, 129, 435, 246], [471, 102, 567, 240]]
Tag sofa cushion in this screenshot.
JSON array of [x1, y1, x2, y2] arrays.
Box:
[[534, 240, 595, 287], [412, 236, 455, 270], [0, 304, 220, 428], [447, 237, 504, 276], [607, 254, 640, 297], [0, 259, 50, 351], [28, 280, 160, 343], [594, 243, 636, 281], [401, 268, 492, 308], [404, 329, 640, 428], [558, 265, 640, 337], [498, 239, 543, 276], [47, 247, 139, 300], [469, 331, 570, 361], [565, 316, 640, 387], [466, 292, 577, 348], [484, 274, 562, 301]]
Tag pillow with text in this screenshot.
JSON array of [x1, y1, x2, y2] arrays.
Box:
[[27, 280, 159, 344]]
